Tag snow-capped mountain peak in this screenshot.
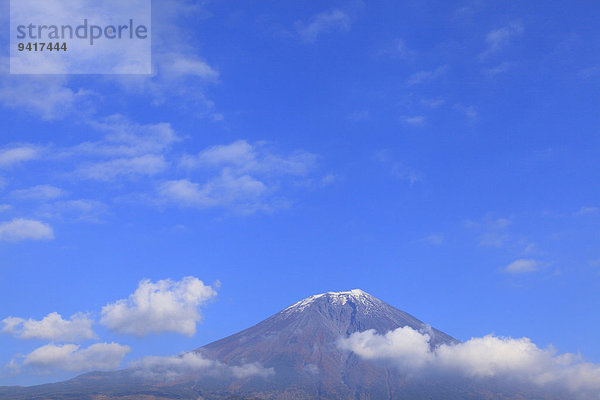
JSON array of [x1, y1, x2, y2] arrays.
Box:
[[283, 289, 378, 313]]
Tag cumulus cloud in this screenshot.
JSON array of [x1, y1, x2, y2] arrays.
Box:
[[0, 219, 54, 242], [297, 9, 351, 42], [10, 185, 64, 200], [339, 327, 600, 399], [504, 259, 539, 274], [15, 342, 130, 373], [100, 277, 217, 337], [130, 352, 274, 381], [1, 312, 96, 342]]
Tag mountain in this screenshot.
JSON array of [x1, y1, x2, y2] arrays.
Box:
[[0, 290, 561, 400], [196, 289, 457, 397]]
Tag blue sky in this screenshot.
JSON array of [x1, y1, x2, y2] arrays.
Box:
[[0, 0, 599, 387]]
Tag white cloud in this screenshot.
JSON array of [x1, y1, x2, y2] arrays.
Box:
[[82, 115, 181, 158], [297, 9, 352, 42], [100, 277, 217, 337], [580, 65, 600, 79], [465, 217, 512, 248], [10, 185, 64, 200], [62, 116, 180, 181], [481, 23, 523, 58], [406, 65, 447, 86], [504, 259, 539, 274], [0, 146, 40, 167], [182, 140, 316, 176], [375, 150, 421, 185], [0, 219, 54, 242], [422, 234, 444, 245], [1, 312, 96, 342], [130, 352, 274, 381], [575, 207, 598, 216], [159, 173, 267, 210], [158, 53, 219, 81], [166, 141, 317, 213], [455, 104, 478, 120], [16, 342, 130, 373], [76, 155, 169, 181], [394, 39, 413, 59], [339, 327, 600, 399], [0, 76, 93, 121], [104, 1, 220, 112], [401, 116, 426, 126], [485, 61, 513, 76], [420, 97, 445, 108], [40, 199, 109, 223]]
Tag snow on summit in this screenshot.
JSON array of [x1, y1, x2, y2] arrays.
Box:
[[283, 289, 379, 313]]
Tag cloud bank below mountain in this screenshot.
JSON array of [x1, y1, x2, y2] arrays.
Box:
[[338, 326, 600, 399]]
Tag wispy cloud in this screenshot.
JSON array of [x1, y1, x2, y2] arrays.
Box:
[[296, 9, 352, 42], [480, 23, 523, 58], [485, 61, 513, 76], [406, 66, 447, 86], [420, 98, 445, 108], [421, 234, 444, 245], [130, 352, 274, 381], [0, 76, 94, 121], [76, 155, 169, 181], [504, 259, 539, 274], [454, 104, 478, 121], [465, 217, 512, 248], [574, 207, 598, 217], [169, 140, 317, 213], [10, 185, 64, 201], [0, 146, 41, 168], [39, 199, 109, 223], [401, 115, 426, 126], [159, 174, 268, 212], [375, 150, 422, 185]]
